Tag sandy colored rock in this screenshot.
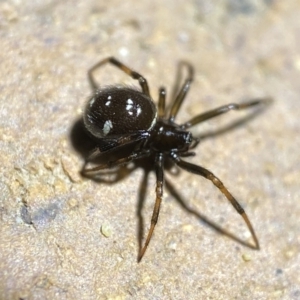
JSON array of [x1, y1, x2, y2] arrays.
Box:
[[0, 1, 299, 299]]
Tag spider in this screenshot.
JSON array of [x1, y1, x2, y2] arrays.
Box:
[[81, 57, 263, 262]]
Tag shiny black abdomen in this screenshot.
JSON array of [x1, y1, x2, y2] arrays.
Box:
[[84, 87, 157, 139]]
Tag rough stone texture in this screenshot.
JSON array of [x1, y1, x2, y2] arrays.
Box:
[[0, 1, 299, 299]]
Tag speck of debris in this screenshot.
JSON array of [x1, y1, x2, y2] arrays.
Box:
[[242, 253, 252, 262], [101, 222, 112, 238], [167, 241, 177, 251], [68, 198, 79, 209], [182, 224, 193, 232], [285, 249, 295, 259], [61, 155, 82, 183]]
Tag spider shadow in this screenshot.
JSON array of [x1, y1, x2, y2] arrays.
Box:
[[165, 179, 256, 250], [70, 105, 266, 258], [70, 118, 135, 183]]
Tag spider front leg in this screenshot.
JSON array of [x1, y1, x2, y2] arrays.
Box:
[[172, 155, 259, 250], [88, 57, 150, 96], [181, 98, 270, 129], [82, 149, 151, 176], [138, 153, 164, 262]]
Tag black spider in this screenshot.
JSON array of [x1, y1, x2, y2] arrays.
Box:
[[81, 57, 263, 262]]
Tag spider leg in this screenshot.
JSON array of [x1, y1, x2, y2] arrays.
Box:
[[169, 61, 194, 122], [90, 131, 151, 155], [158, 87, 166, 118], [138, 153, 164, 262], [171, 154, 260, 250], [137, 170, 150, 255], [181, 98, 270, 129], [82, 149, 151, 175], [88, 57, 150, 96]]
